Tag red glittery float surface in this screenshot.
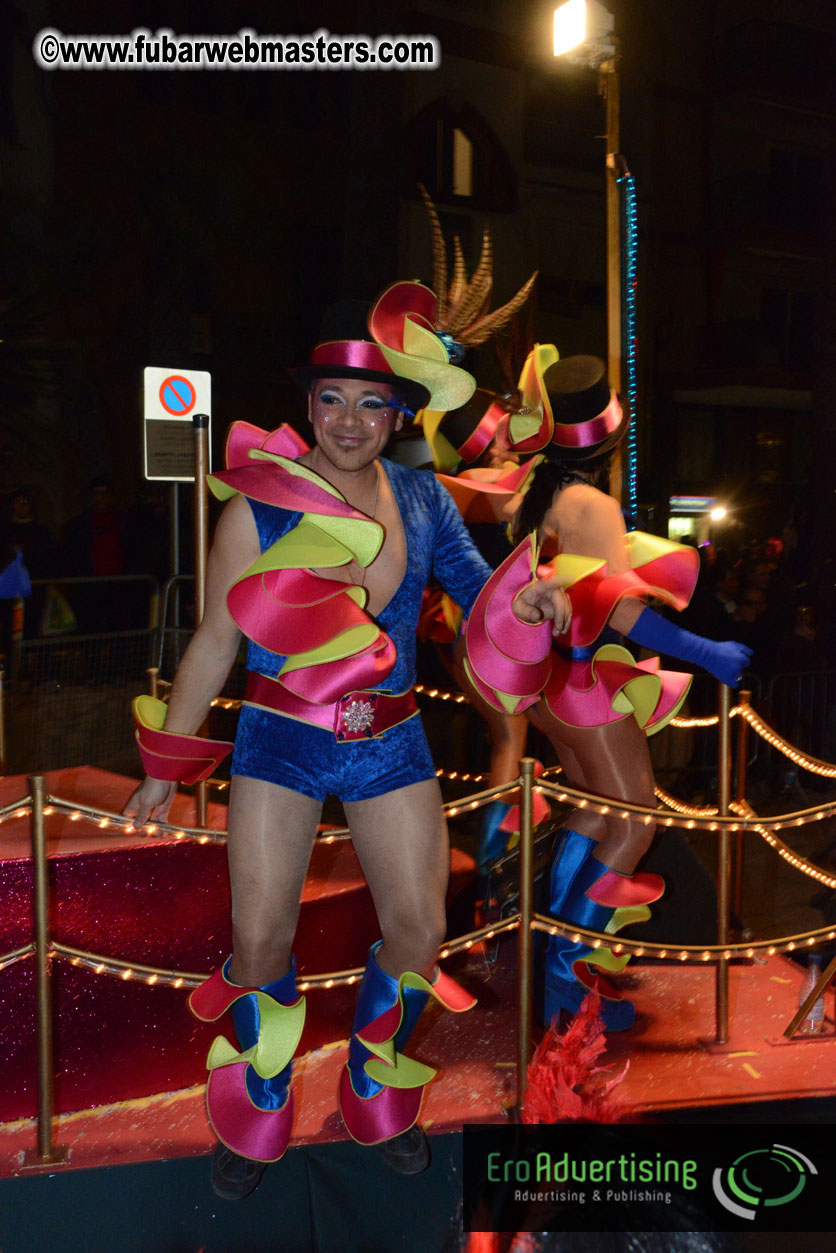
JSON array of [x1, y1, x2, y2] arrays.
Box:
[[0, 768, 476, 1121]]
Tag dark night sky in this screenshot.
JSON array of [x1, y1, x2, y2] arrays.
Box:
[[2, 1, 834, 547]]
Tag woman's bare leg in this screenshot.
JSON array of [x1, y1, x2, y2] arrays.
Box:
[[529, 702, 657, 872], [450, 636, 528, 793]]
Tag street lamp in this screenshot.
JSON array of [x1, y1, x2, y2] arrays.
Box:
[[553, 0, 615, 61], [553, 1, 634, 512]]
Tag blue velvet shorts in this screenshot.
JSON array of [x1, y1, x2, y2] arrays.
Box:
[[230, 706, 438, 802]]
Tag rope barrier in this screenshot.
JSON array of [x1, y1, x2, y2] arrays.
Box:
[[535, 775, 836, 832], [50, 917, 525, 992], [43, 905, 836, 993], [7, 782, 521, 847], [739, 705, 836, 778], [731, 799, 836, 891], [530, 913, 836, 960], [0, 769, 830, 845], [0, 943, 35, 972]]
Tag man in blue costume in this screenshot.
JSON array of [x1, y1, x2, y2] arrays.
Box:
[[125, 283, 572, 1199]]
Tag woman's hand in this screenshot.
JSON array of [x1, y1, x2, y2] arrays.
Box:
[[513, 577, 572, 636], [123, 777, 178, 828]]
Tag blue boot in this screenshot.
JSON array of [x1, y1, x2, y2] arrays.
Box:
[[339, 942, 477, 1167], [542, 829, 664, 1032], [228, 958, 297, 1110], [476, 800, 513, 877], [346, 944, 429, 1104], [340, 943, 431, 1165]]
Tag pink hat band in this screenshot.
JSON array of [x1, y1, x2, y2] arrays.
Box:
[[309, 340, 393, 376], [552, 391, 623, 450]]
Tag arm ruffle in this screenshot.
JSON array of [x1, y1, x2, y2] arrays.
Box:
[[210, 431, 397, 703], [462, 532, 698, 731], [435, 455, 542, 525], [544, 532, 700, 648], [132, 695, 233, 784], [462, 535, 555, 714]]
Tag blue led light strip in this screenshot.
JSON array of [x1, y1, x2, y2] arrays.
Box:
[[617, 167, 639, 524]]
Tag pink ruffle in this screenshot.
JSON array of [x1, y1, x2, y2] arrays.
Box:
[[542, 647, 692, 733], [188, 965, 258, 1021], [206, 1062, 294, 1162], [211, 461, 368, 519], [553, 548, 699, 648], [278, 633, 398, 704], [224, 421, 310, 469], [464, 538, 553, 713], [227, 568, 373, 658], [369, 280, 437, 349], [339, 1066, 423, 1145]]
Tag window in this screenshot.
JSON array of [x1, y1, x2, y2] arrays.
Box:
[[406, 98, 516, 211]]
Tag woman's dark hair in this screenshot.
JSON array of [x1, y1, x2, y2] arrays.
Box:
[[511, 451, 613, 545]]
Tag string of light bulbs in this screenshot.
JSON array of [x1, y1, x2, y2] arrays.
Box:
[[731, 798, 836, 891], [0, 943, 35, 973], [617, 162, 639, 521], [739, 705, 836, 778], [44, 906, 836, 993]]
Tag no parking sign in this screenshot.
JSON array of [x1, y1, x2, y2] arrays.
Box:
[[143, 366, 212, 481]]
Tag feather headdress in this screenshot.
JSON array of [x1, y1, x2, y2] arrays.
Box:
[[419, 184, 538, 350]]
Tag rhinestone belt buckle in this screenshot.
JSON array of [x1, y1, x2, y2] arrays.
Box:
[[335, 692, 379, 741]]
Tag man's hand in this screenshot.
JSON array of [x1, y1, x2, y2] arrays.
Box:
[[514, 576, 572, 636], [123, 777, 178, 828]]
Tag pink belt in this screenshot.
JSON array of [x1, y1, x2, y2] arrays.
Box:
[[244, 673, 419, 742]]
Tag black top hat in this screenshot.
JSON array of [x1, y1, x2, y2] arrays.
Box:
[[289, 300, 431, 414], [289, 283, 477, 416], [543, 354, 628, 461]]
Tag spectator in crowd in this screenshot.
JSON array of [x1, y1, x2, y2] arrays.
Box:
[[679, 549, 741, 641], [62, 477, 135, 630], [2, 487, 59, 636], [778, 603, 829, 674]]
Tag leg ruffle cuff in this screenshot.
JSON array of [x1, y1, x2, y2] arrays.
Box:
[[189, 958, 306, 1163], [340, 942, 476, 1145]]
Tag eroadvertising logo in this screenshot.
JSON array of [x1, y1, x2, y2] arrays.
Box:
[[462, 1125, 831, 1233], [712, 1143, 818, 1220]]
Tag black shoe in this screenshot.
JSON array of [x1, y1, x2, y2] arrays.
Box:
[[376, 1124, 431, 1175], [210, 1142, 269, 1200]]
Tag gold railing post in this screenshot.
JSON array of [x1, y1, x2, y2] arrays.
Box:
[[715, 684, 732, 1043], [0, 660, 6, 775], [193, 414, 210, 829], [147, 666, 159, 699], [516, 757, 535, 1114], [24, 775, 66, 1166], [731, 691, 750, 923]]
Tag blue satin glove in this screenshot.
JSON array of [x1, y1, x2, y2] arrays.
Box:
[[626, 607, 753, 687]]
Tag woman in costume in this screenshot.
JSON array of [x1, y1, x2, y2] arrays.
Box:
[[464, 350, 751, 1030]]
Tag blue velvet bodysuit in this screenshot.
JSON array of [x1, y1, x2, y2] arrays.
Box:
[[231, 459, 492, 801]]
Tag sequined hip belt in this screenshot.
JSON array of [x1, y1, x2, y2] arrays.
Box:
[[244, 673, 419, 742]]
